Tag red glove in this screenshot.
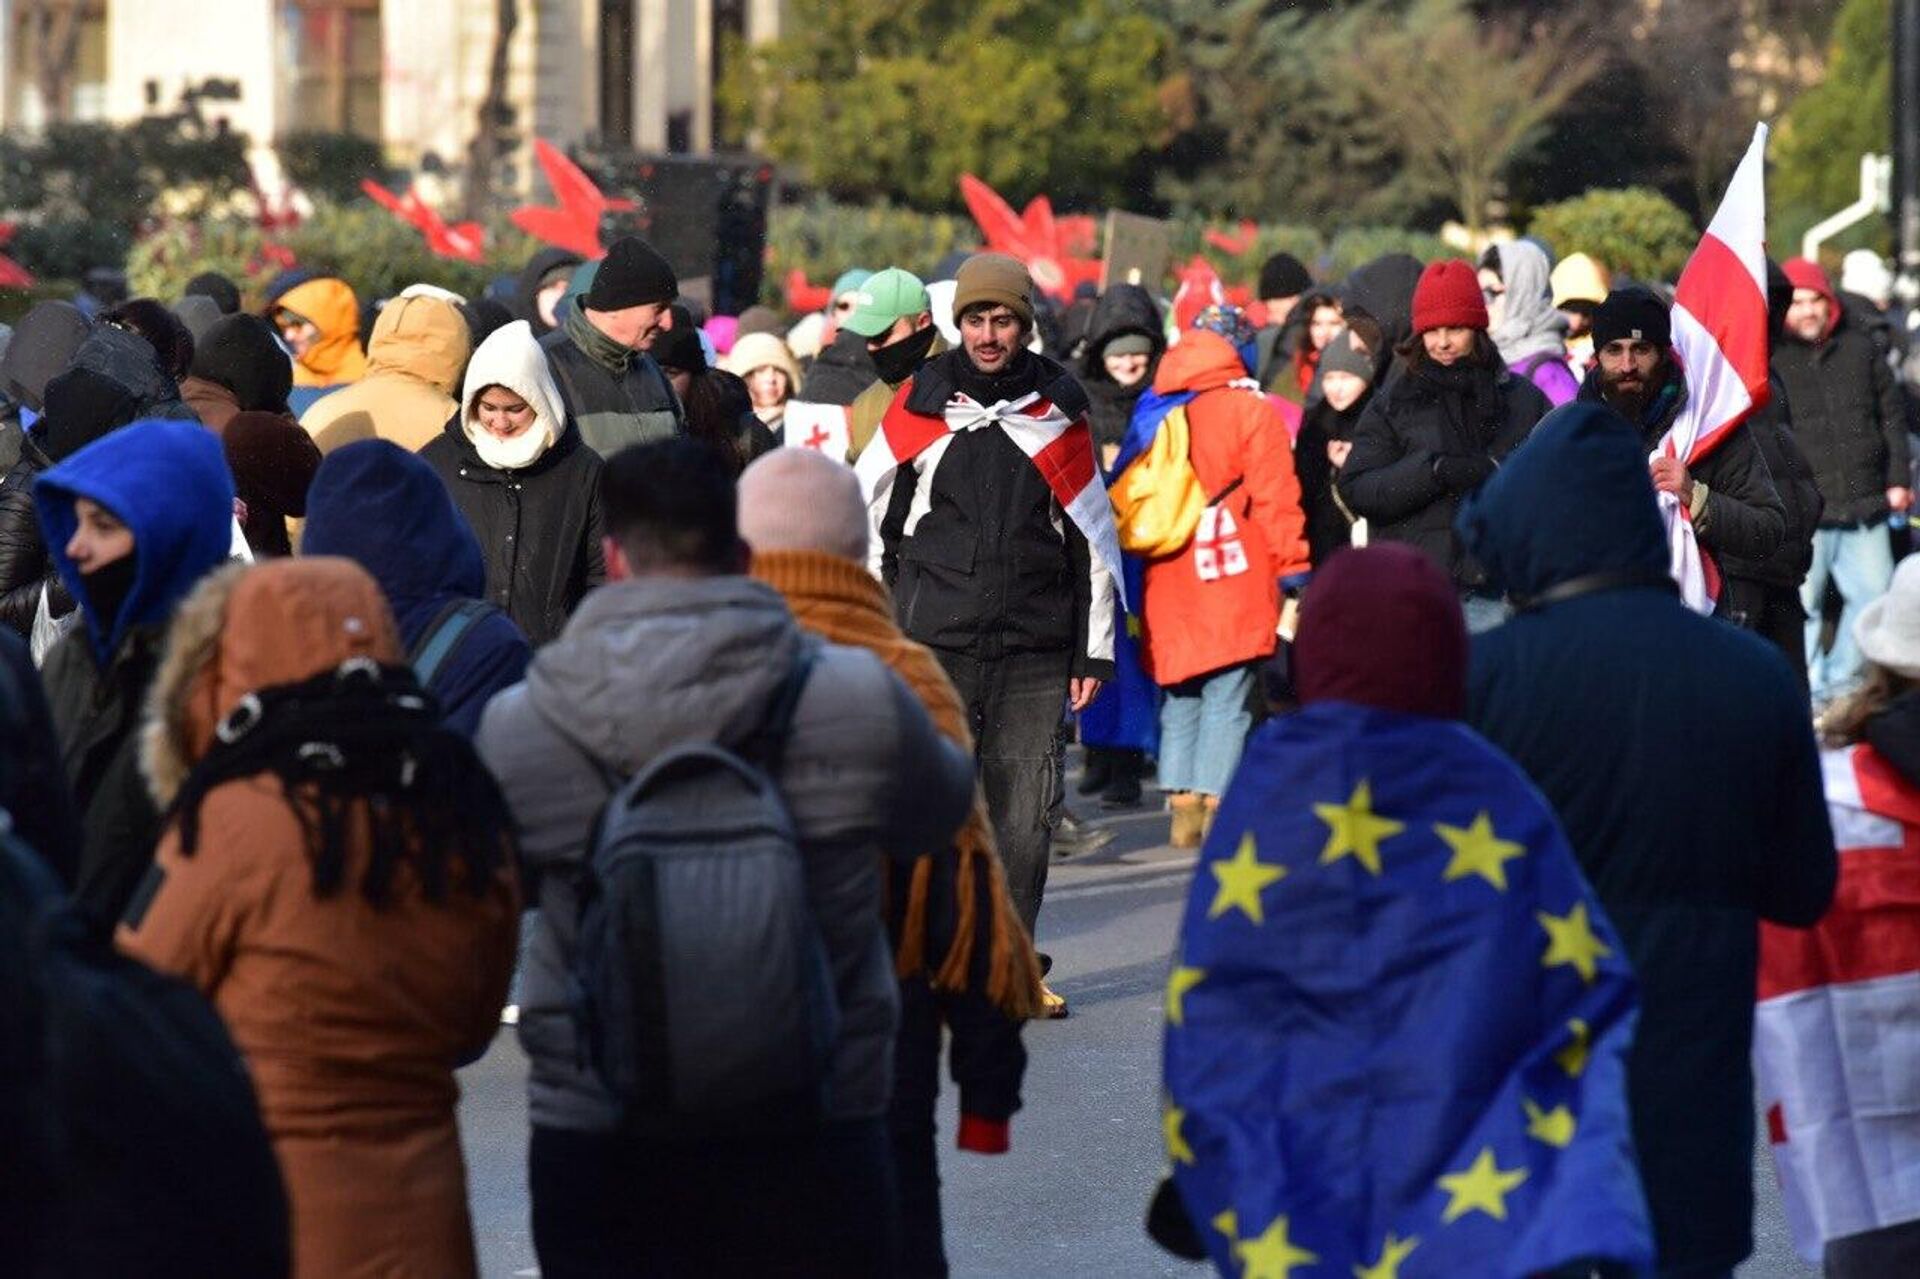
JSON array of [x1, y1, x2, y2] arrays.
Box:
[[956, 1114, 1010, 1154]]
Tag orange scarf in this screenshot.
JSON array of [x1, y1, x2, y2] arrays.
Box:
[[751, 549, 1042, 1019]]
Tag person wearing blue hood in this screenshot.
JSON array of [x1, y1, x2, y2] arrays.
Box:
[[303, 439, 531, 737], [1457, 402, 1837, 1278], [35, 419, 234, 926]]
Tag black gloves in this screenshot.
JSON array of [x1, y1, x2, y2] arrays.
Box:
[[1432, 452, 1496, 493]]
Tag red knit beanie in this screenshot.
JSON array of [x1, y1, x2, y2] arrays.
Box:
[[1411, 259, 1489, 333], [1294, 544, 1467, 720]]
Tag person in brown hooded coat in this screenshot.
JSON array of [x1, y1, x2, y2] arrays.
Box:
[[118, 557, 519, 1279]]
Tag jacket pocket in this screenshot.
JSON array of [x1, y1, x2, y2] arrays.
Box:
[[900, 519, 977, 574]]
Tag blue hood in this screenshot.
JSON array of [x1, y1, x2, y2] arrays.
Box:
[[35, 418, 235, 663], [1455, 402, 1667, 600], [302, 439, 487, 625]]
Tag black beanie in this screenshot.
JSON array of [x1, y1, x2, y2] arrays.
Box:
[[585, 236, 678, 311], [184, 271, 242, 315], [1258, 252, 1313, 302], [190, 314, 294, 413], [1590, 287, 1671, 352]]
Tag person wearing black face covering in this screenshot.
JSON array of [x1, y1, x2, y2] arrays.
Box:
[[845, 268, 947, 462]]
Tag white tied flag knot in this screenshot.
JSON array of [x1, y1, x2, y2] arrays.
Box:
[[1657, 122, 1774, 614]]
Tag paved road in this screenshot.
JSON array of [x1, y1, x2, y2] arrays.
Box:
[[457, 798, 1818, 1278]]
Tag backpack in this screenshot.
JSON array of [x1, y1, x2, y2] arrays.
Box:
[[407, 598, 499, 689], [570, 643, 840, 1140], [0, 829, 289, 1277], [1110, 403, 1207, 557]]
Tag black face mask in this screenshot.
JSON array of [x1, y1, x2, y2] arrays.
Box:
[[868, 323, 939, 386], [80, 553, 138, 643]]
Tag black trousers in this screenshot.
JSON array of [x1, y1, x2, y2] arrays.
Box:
[[529, 1118, 896, 1278], [889, 979, 948, 1278], [1720, 578, 1808, 692], [935, 649, 1070, 938]]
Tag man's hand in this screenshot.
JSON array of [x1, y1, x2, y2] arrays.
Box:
[[1649, 456, 1695, 507], [1069, 678, 1103, 713], [1327, 440, 1353, 468], [1890, 486, 1912, 513]]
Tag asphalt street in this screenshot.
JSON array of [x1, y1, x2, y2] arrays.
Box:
[[457, 795, 1819, 1278]]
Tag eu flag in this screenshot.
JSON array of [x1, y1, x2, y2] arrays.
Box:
[[1163, 703, 1654, 1277]]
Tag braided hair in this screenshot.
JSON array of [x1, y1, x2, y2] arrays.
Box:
[[167, 659, 513, 905]]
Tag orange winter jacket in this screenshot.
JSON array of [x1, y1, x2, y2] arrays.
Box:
[[1138, 331, 1311, 687]]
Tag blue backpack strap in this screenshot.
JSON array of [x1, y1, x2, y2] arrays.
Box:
[[409, 599, 497, 689]]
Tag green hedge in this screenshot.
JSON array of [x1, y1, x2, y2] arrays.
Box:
[[1527, 187, 1697, 283]]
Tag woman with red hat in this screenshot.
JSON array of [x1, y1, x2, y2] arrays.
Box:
[[1336, 259, 1551, 632]]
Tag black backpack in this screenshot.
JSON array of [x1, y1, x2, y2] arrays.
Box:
[[569, 644, 841, 1141], [0, 828, 289, 1277]]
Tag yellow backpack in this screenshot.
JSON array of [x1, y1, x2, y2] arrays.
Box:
[[1110, 404, 1205, 557]]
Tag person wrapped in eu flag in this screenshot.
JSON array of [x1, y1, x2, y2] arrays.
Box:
[[1159, 544, 1654, 1277]]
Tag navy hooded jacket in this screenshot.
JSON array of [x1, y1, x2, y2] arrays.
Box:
[[1457, 403, 1835, 1272], [302, 439, 530, 737]]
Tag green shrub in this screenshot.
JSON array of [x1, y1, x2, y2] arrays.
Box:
[[277, 132, 392, 206], [764, 197, 978, 300], [1528, 187, 1697, 283], [1325, 227, 1452, 277]]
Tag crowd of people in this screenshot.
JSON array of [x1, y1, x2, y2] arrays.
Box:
[[0, 215, 1917, 1278]]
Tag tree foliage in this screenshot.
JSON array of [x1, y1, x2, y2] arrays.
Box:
[[1771, 0, 1891, 254], [1527, 187, 1698, 283], [724, 0, 1170, 210]]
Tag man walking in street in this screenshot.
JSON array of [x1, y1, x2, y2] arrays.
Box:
[[1774, 257, 1911, 704], [1458, 403, 1836, 1277], [538, 235, 686, 456], [1578, 286, 1785, 582], [478, 437, 975, 1277], [863, 252, 1119, 1017]]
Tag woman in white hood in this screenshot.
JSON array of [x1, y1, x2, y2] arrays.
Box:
[[421, 320, 605, 647]]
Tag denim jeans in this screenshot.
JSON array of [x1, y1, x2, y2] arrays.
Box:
[[1158, 665, 1255, 797], [1802, 524, 1895, 701]]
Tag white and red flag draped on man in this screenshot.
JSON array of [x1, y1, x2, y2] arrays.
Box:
[[1756, 745, 1920, 1261], [1659, 122, 1774, 613]]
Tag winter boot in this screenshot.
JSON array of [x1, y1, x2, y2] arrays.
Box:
[[1077, 746, 1116, 796], [1169, 793, 1206, 849], [1201, 795, 1221, 840], [1100, 748, 1144, 809]]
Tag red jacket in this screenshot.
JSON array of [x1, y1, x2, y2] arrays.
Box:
[[1139, 332, 1311, 686]]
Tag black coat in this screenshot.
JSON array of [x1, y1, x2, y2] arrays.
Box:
[[1078, 285, 1163, 449], [802, 328, 879, 407], [1335, 359, 1549, 590], [1772, 315, 1910, 527], [1719, 371, 1823, 591], [1576, 363, 1786, 568], [0, 434, 59, 636], [1458, 403, 1836, 1273], [421, 419, 606, 648], [1294, 394, 1369, 568], [0, 626, 80, 884]]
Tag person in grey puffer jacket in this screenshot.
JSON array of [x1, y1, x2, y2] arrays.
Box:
[[477, 437, 974, 1279]]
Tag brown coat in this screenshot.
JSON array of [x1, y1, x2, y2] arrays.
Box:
[[118, 559, 518, 1279], [300, 295, 472, 454]]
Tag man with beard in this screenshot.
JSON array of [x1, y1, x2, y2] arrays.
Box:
[[1576, 287, 1784, 583], [868, 253, 1119, 1017]]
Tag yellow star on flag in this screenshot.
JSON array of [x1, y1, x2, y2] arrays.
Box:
[[1208, 832, 1288, 923], [1537, 903, 1613, 983], [1166, 965, 1206, 1027], [1353, 1233, 1420, 1279], [1437, 1147, 1530, 1223], [1211, 1208, 1239, 1241], [1523, 1099, 1577, 1148], [1555, 1018, 1592, 1078], [1435, 811, 1526, 891], [1315, 779, 1405, 876], [1234, 1214, 1319, 1279], [1164, 1106, 1196, 1165]]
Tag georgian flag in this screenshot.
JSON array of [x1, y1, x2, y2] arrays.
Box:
[[855, 384, 1125, 604], [1659, 123, 1774, 613], [783, 400, 853, 462], [1756, 745, 1920, 1261]]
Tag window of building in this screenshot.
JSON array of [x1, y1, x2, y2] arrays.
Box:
[[280, 0, 381, 138]]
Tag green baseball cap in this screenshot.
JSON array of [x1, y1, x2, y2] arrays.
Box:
[[842, 267, 930, 339]]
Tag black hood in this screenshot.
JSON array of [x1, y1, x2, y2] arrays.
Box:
[[1, 301, 90, 413], [190, 314, 293, 413], [1341, 254, 1424, 355], [801, 328, 879, 406], [1079, 284, 1164, 382], [511, 248, 585, 335], [1456, 401, 1669, 601]]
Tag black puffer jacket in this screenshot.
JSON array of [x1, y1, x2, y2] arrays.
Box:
[[1719, 372, 1823, 591], [1336, 357, 1549, 589], [420, 416, 606, 648], [1576, 363, 1785, 567], [801, 327, 879, 406], [0, 434, 54, 636], [1772, 309, 1909, 527], [1078, 285, 1163, 449]]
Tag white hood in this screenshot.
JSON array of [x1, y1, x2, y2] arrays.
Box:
[[461, 319, 566, 470]]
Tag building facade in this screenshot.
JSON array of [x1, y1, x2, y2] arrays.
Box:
[[0, 0, 781, 193]]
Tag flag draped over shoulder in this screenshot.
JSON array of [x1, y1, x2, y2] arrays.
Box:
[[1757, 745, 1920, 1262], [1163, 703, 1653, 1278], [1660, 123, 1774, 613]]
